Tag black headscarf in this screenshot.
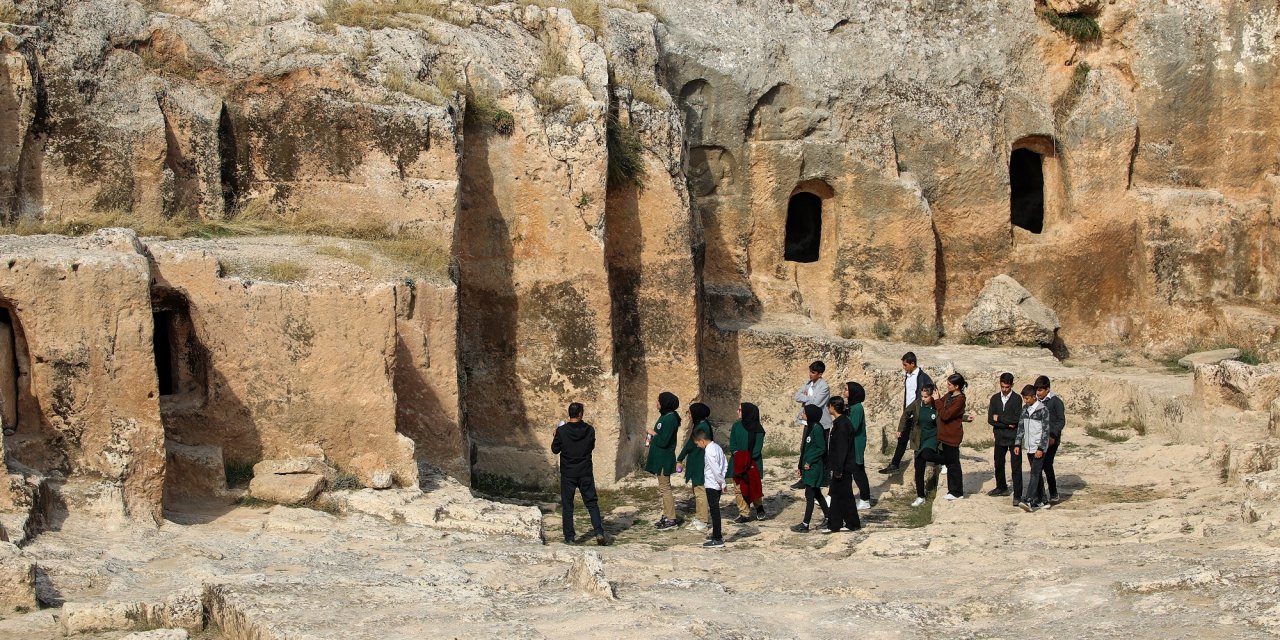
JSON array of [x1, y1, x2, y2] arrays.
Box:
[[690, 402, 711, 423], [740, 402, 764, 435], [845, 381, 866, 406], [658, 391, 681, 426], [803, 404, 823, 425]]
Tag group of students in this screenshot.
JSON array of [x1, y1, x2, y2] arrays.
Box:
[[549, 352, 1067, 549]]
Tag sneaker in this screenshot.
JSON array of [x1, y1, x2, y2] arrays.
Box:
[[755, 509, 767, 521], [1017, 502, 1033, 513], [940, 466, 948, 475], [856, 499, 871, 510], [690, 519, 707, 532], [564, 537, 578, 545], [818, 517, 828, 529], [1049, 493, 1061, 503], [1012, 496, 1020, 507], [820, 526, 838, 534], [910, 497, 926, 507], [790, 522, 810, 533], [944, 493, 964, 500], [789, 480, 805, 490], [655, 518, 678, 531], [595, 534, 613, 546], [733, 515, 752, 524], [825, 495, 832, 507], [988, 487, 1010, 497], [877, 464, 899, 474], [844, 525, 862, 532], [702, 538, 724, 548]]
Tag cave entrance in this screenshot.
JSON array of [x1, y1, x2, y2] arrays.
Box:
[[1010, 136, 1059, 234], [0, 306, 18, 437], [151, 291, 206, 403], [784, 192, 823, 263]]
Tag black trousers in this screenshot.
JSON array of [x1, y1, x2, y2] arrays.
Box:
[[560, 474, 605, 541], [889, 424, 912, 467], [913, 448, 945, 498], [994, 443, 1022, 496], [705, 487, 723, 541], [941, 443, 964, 497], [803, 485, 830, 524], [852, 463, 871, 501], [1039, 439, 1060, 497], [827, 474, 861, 531], [1024, 452, 1047, 505]]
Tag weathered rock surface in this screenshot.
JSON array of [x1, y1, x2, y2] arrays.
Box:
[[59, 588, 203, 635], [1242, 469, 1280, 530], [0, 541, 36, 611], [962, 275, 1061, 346], [120, 630, 189, 640], [565, 550, 614, 599], [1178, 348, 1242, 369], [162, 441, 227, 503], [253, 457, 337, 483], [249, 473, 324, 505], [1194, 360, 1280, 412]]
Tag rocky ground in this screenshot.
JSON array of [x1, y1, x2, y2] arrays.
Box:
[[3, 387, 1278, 639]]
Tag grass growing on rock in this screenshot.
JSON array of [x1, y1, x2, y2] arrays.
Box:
[[220, 259, 310, 283], [901, 320, 940, 346], [315, 244, 374, 270], [225, 460, 256, 488], [465, 86, 515, 134], [332, 471, 366, 491], [373, 236, 451, 283], [606, 113, 646, 189], [311, 0, 471, 31], [1085, 420, 1145, 442], [1037, 7, 1101, 42]]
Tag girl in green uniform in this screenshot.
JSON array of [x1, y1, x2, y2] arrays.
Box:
[[677, 403, 714, 531], [791, 404, 830, 532], [730, 403, 767, 523], [910, 384, 943, 507], [646, 391, 681, 530]]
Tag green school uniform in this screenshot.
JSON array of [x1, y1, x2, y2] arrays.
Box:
[[917, 403, 940, 452], [799, 421, 828, 488], [727, 420, 765, 478], [645, 412, 679, 475], [677, 420, 714, 485], [849, 404, 867, 465]]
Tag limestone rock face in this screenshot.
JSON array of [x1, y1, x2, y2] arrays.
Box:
[[1194, 361, 1280, 412], [1179, 348, 1242, 369], [0, 542, 36, 611], [249, 473, 324, 505], [962, 275, 1061, 346], [566, 551, 614, 599], [1242, 469, 1280, 530]]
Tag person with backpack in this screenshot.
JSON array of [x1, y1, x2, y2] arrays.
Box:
[[729, 402, 766, 523]]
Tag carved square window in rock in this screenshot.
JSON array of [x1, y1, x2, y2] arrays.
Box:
[[0, 306, 19, 434], [785, 192, 823, 263], [1010, 147, 1046, 234], [151, 292, 207, 404]]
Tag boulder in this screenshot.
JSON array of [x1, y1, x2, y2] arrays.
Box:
[[0, 542, 36, 611], [163, 441, 228, 501], [1194, 361, 1280, 411], [253, 458, 337, 484], [60, 588, 203, 635], [1178, 348, 1242, 369], [249, 474, 324, 505], [1242, 469, 1280, 529], [347, 453, 394, 490], [962, 276, 1061, 346], [566, 551, 614, 599]]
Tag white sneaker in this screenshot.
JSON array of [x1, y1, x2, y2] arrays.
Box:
[[910, 497, 926, 507], [825, 495, 832, 507], [856, 499, 871, 510], [940, 465, 948, 474], [944, 493, 964, 501], [690, 519, 707, 531]]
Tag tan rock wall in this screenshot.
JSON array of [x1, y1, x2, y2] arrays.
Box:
[[394, 281, 467, 481]]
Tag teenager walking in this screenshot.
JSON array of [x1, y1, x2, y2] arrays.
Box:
[[791, 404, 830, 533], [987, 372, 1022, 499], [645, 391, 682, 530], [1035, 376, 1066, 503], [697, 430, 728, 548], [791, 361, 832, 489], [845, 382, 872, 509], [910, 385, 943, 507], [937, 373, 969, 500], [824, 397, 862, 532], [880, 352, 934, 474], [677, 403, 715, 531], [1015, 384, 1050, 512], [729, 403, 766, 523], [551, 402, 610, 545]]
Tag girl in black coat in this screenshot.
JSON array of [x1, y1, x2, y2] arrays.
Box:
[[824, 396, 862, 533]]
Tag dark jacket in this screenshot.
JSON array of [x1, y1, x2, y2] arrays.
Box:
[[988, 391, 1021, 447], [937, 392, 966, 447], [1044, 393, 1066, 439], [827, 415, 857, 476], [551, 421, 595, 478]]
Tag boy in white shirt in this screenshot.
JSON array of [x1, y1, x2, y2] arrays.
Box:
[[696, 431, 728, 548]]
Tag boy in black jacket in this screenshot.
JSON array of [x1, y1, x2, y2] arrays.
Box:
[[551, 403, 610, 545], [987, 372, 1022, 500], [1034, 376, 1066, 504]]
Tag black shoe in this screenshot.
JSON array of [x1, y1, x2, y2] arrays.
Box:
[[790, 522, 810, 533], [789, 480, 805, 490], [818, 517, 828, 529], [702, 538, 724, 548], [878, 464, 900, 474], [755, 509, 767, 521], [988, 487, 1010, 497], [655, 518, 678, 531], [733, 515, 752, 524], [1049, 493, 1061, 503], [564, 537, 579, 545], [595, 534, 613, 546]]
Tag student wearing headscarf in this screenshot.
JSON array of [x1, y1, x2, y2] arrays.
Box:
[[646, 391, 682, 530], [729, 402, 766, 523], [845, 381, 872, 510], [677, 403, 715, 531], [824, 396, 862, 533], [790, 404, 830, 533]]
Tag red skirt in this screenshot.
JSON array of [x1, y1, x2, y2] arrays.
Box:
[[732, 450, 763, 504]]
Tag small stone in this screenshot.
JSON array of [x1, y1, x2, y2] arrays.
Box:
[[566, 551, 614, 599], [370, 472, 394, 490], [249, 473, 325, 504], [1177, 348, 1242, 369]]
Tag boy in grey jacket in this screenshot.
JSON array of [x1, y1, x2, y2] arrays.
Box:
[[1014, 385, 1050, 512]]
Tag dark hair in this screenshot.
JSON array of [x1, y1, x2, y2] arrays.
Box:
[[1021, 384, 1037, 397], [946, 373, 967, 392], [809, 360, 826, 374], [921, 383, 936, 394], [568, 402, 584, 419], [693, 430, 711, 442], [845, 381, 866, 405], [1034, 375, 1051, 389], [827, 396, 847, 415], [902, 352, 917, 365], [999, 372, 1014, 385], [803, 404, 823, 424]]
